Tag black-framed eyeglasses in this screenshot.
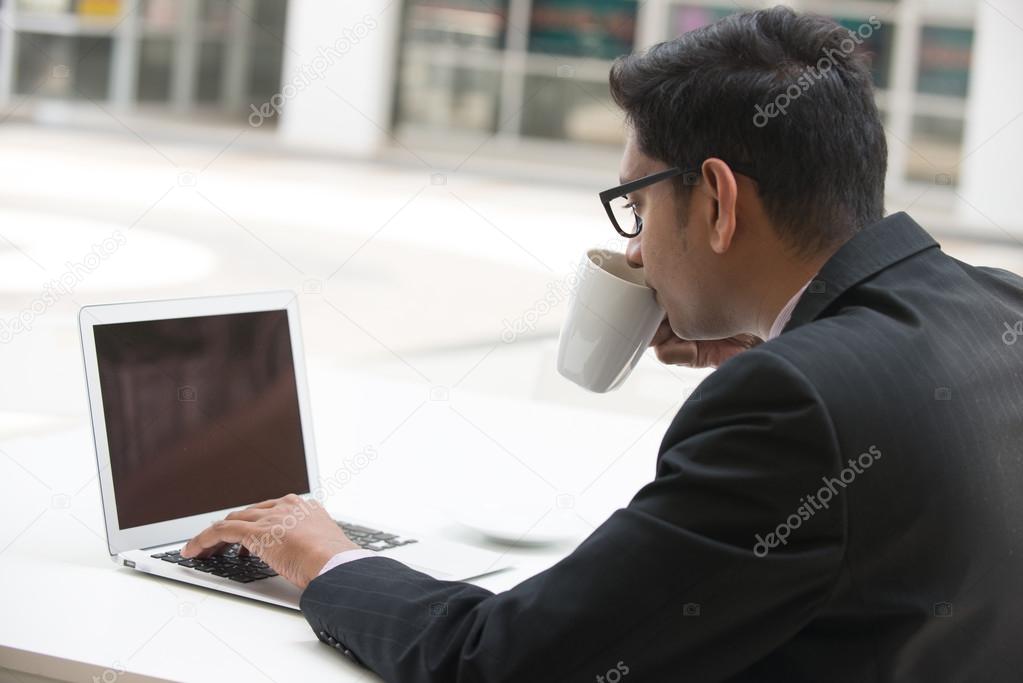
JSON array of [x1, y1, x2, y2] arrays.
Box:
[[598, 164, 758, 237]]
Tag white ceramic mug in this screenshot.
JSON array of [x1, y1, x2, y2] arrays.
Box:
[[556, 248, 665, 393]]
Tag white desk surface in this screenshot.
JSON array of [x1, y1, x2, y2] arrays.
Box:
[[0, 366, 683, 682]]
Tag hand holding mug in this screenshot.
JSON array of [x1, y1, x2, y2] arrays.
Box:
[[649, 318, 762, 368]]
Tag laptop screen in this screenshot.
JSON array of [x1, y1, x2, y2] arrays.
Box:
[[92, 309, 311, 530]]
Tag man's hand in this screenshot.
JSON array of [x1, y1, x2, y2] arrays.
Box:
[[180, 494, 359, 589], [651, 318, 762, 368]]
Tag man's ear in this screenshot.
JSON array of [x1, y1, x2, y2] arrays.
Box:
[[700, 158, 739, 254]]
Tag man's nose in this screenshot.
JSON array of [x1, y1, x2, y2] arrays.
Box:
[[626, 234, 643, 268]]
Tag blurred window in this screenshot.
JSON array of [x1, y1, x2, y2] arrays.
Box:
[[917, 25, 972, 97], [392, 0, 979, 192], [908, 114, 964, 183], [528, 0, 637, 60], [4, 0, 288, 122], [520, 73, 622, 145], [15, 33, 113, 100], [137, 37, 173, 102], [398, 60, 503, 133]]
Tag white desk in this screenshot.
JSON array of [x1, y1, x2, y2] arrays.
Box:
[[0, 366, 684, 682]]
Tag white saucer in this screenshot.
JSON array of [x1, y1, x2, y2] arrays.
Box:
[[446, 501, 588, 547]]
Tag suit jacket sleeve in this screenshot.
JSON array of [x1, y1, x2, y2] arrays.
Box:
[[300, 349, 848, 682]]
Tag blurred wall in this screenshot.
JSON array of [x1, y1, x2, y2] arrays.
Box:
[[278, 0, 400, 157], [959, 0, 1023, 230]]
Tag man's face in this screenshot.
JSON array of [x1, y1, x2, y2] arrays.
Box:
[[620, 133, 732, 340]]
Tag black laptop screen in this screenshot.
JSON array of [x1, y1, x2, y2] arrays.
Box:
[[93, 309, 310, 530]]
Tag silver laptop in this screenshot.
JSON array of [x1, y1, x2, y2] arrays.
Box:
[[79, 291, 511, 609]]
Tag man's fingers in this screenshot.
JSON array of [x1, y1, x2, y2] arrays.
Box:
[[181, 520, 255, 558], [241, 493, 301, 512], [653, 338, 698, 366], [733, 333, 764, 349], [226, 507, 269, 522], [650, 318, 677, 347], [245, 497, 283, 511], [195, 541, 230, 558]]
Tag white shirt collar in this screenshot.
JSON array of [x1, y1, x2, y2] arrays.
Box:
[[766, 278, 813, 341]]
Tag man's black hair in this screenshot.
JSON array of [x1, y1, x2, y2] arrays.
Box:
[[609, 5, 887, 255]]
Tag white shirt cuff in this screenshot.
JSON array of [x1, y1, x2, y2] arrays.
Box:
[[317, 549, 377, 576]]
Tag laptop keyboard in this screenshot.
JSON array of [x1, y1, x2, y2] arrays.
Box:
[[150, 520, 417, 583]]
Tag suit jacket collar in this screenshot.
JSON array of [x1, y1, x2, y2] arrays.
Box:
[[783, 212, 940, 334]]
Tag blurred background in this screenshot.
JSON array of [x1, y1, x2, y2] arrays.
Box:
[[2, 5, 1022, 677], [1, 0, 1021, 431]]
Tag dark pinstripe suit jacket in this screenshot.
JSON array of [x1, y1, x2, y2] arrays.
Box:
[[301, 212, 1023, 682]]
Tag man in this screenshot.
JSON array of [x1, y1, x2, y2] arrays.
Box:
[[182, 7, 1023, 681]]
